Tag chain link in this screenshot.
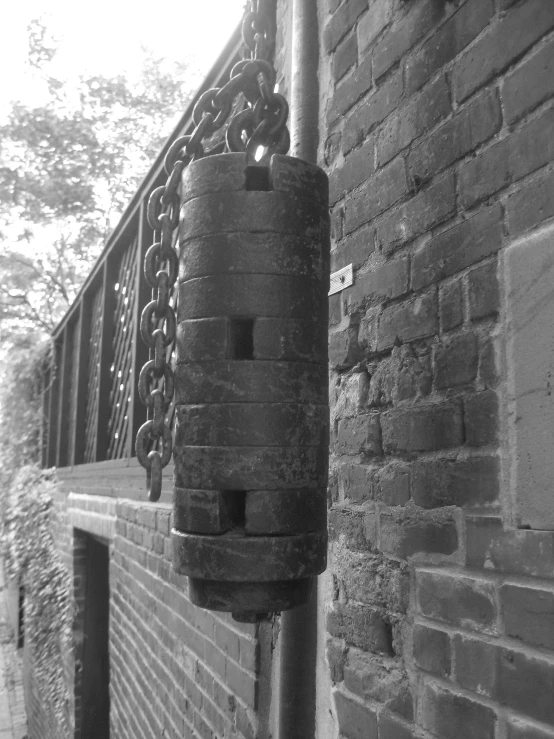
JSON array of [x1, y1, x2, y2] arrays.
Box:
[[136, 0, 288, 499]]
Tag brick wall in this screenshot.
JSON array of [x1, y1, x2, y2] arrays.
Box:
[[318, 0, 554, 736], [23, 482, 270, 739]]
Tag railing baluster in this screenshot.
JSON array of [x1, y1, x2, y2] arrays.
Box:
[[95, 259, 117, 461], [72, 300, 91, 466]]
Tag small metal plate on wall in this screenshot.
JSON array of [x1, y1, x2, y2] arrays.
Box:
[[328, 264, 353, 296]]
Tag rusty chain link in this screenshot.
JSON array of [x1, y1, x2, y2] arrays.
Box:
[[136, 0, 289, 500]]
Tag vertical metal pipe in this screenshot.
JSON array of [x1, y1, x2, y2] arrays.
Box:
[[278, 1, 321, 737]]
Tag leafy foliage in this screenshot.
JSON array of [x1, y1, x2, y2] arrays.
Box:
[[0, 17, 199, 350], [3, 465, 73, 737]]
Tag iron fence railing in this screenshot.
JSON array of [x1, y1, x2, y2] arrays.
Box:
[[41, 28, 241, 469]]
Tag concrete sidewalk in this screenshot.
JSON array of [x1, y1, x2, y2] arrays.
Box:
[[0, 567, 27, 739]]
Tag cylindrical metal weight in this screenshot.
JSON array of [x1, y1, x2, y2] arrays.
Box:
[[172, 152, 329, 619]]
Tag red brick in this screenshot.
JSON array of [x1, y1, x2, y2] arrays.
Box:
[[453, 0, 554, 102], [330, 136, 374, 204], [506, 166, 554, 238], [373, 0, 446, 81], [497, 648, 554, 725], [377, 75, 451, 166], [334, 33, 358, 82], [411, 204, 503, 290], [342, 70, 403, 153], [420, 682, 496, 739], [381, 402, 462, 453], [345, 157, 408, 233], [408, 90, 501, 185], [460, 108, 554, 208], [377, 292, 438, 351], [417, 570, 498, 632], [453, 634, 498, 697], [377, 173, 456, 254], [501, 584, 554, 650], [357, 0, 391, 52], [405, 0, 494, 94], [464, 390, 499, 446], [412, 456, 499, 508], [503, 36, 554, 124], [435, 332, 478, 389], [439, 281, 463, 332], [380, 510, 459, 559], [329, 54, 373, 124], [335, 414, 382, 455], [327, 603, 394, 654], [334, 690, 378, 739], [324, 0, 368, 52]]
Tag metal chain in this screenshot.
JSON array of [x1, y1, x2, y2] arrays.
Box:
[[136, 0, 289, 500]]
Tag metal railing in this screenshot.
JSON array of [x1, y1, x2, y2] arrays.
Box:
[[41, 28, 242, 471]]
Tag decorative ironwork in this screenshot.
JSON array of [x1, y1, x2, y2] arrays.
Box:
[[83, 288, 103, 464]]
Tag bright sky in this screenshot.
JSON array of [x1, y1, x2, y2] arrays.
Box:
[[0, 0, 245, 115]]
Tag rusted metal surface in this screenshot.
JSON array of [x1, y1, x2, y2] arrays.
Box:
[[173, 152, 329, 617]]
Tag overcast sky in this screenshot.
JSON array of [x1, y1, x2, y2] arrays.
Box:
[[0, 0, 245, 115]]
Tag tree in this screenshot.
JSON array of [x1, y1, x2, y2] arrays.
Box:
[[0, 17, 199, 478], [0, 17, 199, 351]]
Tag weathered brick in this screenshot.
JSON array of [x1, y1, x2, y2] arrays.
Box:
[[345, 157, 408, 234], [417, 570, 498, 632], [329, 54, 373, 124], [334, 690, 378, 739], [327, 637, 347, 682], [373, 0, 446, 81], [412, 456, 499, 508], [377, 292, 438, 351], [324, 0, 368, 52], [435, 332, 478, 389], [506, 166, 554, 238], [465, 517, 554, 577], [408, 90, 501, 185], [329, 292, 342, 326], [377, 173, 456, 254], [330, 325, 362, 369], [468, 260, 499, 320], [453, 634, 498, 697], [330, 137, 375, 204], [411, 204, 504, 290], [327, 603, 393, 654], [378, 75, 451, 167], [503, 35, 554, 124], [453, 0, 554, 102], [329, 506, 370, 550], [439, 281, 463, 332], [497, 648, 554, 725], [464, 390, 499, 446], [378, 713, 415, 739], [358, 0, 390, 52], [420, 681, 496, 739], [405, 0, 494, 94], [381, 402, 462, 453], [343, 70, 403, 153], [334, 33, 358, 82], [348, 256, 410, 303], [507, 719, 554, 739], [335, 414, 382, 455], [331, 223, 375, 272], [337, 463, 377, 503], [501, 584, 554, 650], [413, 624, 450, 677], [380, 510, 459, 559], [344, 649, 408, 704], [378, 463, 410, 506], [459, 108, 554, 208]]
